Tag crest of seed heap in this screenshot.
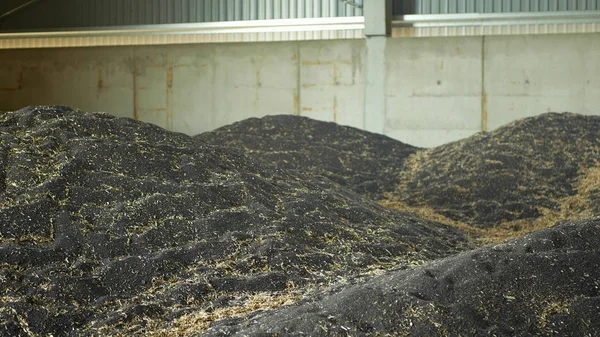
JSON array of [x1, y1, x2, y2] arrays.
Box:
[[197, 115, 420, 201], [394, 113, 600, 228], [0, 106, 470, 336]]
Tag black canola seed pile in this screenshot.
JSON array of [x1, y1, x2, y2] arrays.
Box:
[[195, 112, 600, 336], [393, 113, 600, 228], [0, 106, 471, 336], [208, 218, 600, 336], [197, 115, 420, 201], [199, 113, 600, 244]]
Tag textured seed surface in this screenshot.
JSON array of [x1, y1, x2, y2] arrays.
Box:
[[0, 106, 470, 336]]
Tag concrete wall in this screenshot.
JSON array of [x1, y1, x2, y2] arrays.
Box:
[[385, 37, 483, 146], [484, 34, 600, 130], [0, 40, 366, 135], [384, 33, 600, 147], [0, 33, 599, 147]]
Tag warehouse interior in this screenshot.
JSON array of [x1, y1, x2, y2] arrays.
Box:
[[1, 0, 598, 146], [2, 1, 600, 336]]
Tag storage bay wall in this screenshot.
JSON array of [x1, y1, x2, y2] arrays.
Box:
[[0, 33, 599, 147]]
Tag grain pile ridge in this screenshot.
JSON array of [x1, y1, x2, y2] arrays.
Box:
[[393, 113, 600, 228], [197, 115, 419, 201]]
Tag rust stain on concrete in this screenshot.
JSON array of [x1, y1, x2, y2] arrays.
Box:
[[1, 71, 24, 92], [167, 66, 174, 131], [167, 66, 174, 88], [482, 92, 488, 132], [17, 71, 23, 89], [144, 64, 167, 68], [133, 69, 139, 121], [302, 107, 313, 112], [293, 93, 299, 116], [302, 60, 333, 66], [333, 96, 338, 122], [333, 64, 340, 85], [97, 67, 104, 92]]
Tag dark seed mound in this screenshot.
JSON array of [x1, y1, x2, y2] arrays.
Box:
[[197, 115, 420, 200], [207, 218, 600, 337], [393, 113, 600, 228], [0, 106, 470, 336]]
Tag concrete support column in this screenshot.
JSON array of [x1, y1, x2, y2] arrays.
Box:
[[365, 37, 387, 134], [363, 0, 392, 134]]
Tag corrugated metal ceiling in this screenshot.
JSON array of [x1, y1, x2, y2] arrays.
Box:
[[0, 0, 364, 31], [394, 0, 599, 15]]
